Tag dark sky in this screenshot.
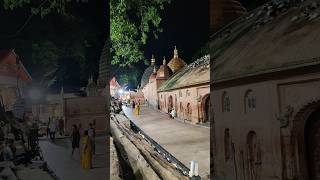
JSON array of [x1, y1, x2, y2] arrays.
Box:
[[133, 0, 210, 84], [144, 0, 210, 63], [0, 1, 108, 92]]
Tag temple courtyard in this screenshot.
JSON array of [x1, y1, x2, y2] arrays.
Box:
[[39, 136, 107, 180], [122, 105, 210, 177]]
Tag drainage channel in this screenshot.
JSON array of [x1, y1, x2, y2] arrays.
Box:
[[126, 115, 191, 177], [112, 134, 137, 180]]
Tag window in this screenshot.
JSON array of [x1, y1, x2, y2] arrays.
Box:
[[186, 90, 190, 96], [222, 92, 230, 112], [245, 90, 256, 113]]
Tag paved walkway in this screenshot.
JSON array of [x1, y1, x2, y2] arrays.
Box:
[[123, 106, 210, 178], [39, 136, 107, 180]]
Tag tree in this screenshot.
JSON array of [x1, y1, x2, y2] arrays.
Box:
[[0, 0, 106, 89], [110, 0, 170, 66]]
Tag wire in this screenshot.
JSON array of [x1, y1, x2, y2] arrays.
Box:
[[0, 0, 50, 39]]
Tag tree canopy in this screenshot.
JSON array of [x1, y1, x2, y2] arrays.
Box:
[[110, 0, 170, 66]]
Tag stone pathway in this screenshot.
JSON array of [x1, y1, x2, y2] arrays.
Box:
[[39, 136, 107, 180], [123, 106, 210, 178]]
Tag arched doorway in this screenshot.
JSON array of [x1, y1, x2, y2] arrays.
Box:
[[187, 103, 192, 121], [305, 108, 320, 180], [246, 131, 261, 180], [202, 94, 210, 123], [292, 100, 320, 180], [168, 95, 173, 113]]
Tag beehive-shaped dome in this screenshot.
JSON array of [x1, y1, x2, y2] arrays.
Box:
[[156, 57, 171, 80], [149, 66, 157, 83], [140, 55, 158, 88], [167, 46, 186, 73]]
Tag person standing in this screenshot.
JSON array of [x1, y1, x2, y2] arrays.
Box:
[[81, 130, 92, 170], [88, 123, 96, 155], [71, 124, 80, 156], [136, 102, 141, 116], [47, 118, 51, 138], [132, 101, 136, 110], [170, 108, 176, 119], [49, 119, 56, 141], [58, 117, 64, 136], [78, 123, 83, 137]]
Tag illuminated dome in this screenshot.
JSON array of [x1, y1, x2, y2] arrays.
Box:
[[156, 57, 172, 80], [149, 66, 157, 83], [140, 55, 158, 88], [167, 46, 187, 73]]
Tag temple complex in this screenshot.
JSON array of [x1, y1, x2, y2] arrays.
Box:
[[142, 47, 210, 124], [210, 0, 320, 179], [0, 50, 32, 112]]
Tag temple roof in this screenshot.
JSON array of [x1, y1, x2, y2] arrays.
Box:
[[211, 0, 320, 82], [149, 66, 157, 83], [210, 0, 247, 33], [110, 77, 121, 88], [0, 49, 32, 83], [140, 55, 158, 88], [167, 46, 187, 73], [156, 57, 172, 80], [158, 55, 210, 92]]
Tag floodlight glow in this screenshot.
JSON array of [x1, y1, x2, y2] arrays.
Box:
[[29, 88, 41, 100]]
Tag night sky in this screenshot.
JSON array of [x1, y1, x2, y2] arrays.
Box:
[[144, 0, 210, 63], [0, 1, 108, 93], [128, 0, 210, 87]]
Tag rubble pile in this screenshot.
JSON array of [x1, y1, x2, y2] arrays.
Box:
[[0, 109, 56, 180]]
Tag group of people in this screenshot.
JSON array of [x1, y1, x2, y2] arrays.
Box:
[[46, 117, 64, 141], [132, 100, 141, 115], [70, 122, 96, 170]]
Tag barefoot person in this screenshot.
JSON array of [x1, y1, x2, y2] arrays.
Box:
[[81, 130, 92, 170], [71, 125, 80, 156]]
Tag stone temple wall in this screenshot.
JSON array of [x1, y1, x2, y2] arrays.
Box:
[[64, 96, 107, 135]]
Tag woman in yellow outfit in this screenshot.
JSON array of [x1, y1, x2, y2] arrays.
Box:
[[135, 102, 141, 115], [82, 130, 92, 170]]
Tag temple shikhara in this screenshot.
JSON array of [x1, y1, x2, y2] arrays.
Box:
[[0, 50, 32, 112], [210, 0, 320, 179], [141, 47, 210, 124]]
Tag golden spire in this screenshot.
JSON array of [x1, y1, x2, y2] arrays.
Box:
[[174, 46, 178, 58], [163, 56, 166, 65], [151, 54, 156, 66]]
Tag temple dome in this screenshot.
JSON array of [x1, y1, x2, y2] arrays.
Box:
[[156, 57, 172, 80], [167, 46, 187, 73], [149, 66, 157, 83], [140, 55, 158, 88], [210, 0, 247, 33]]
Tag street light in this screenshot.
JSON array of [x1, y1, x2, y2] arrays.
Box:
[[118, 89, 124, 94]]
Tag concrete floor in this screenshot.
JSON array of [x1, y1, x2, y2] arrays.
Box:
[[123, 106, 210, 178], [39, 136, 107, 180]]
